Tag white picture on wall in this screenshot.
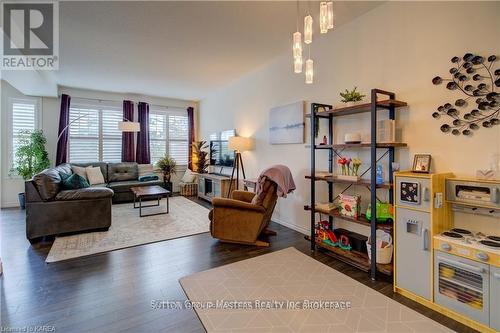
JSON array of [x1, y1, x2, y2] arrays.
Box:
[[269, 101, 305, 144]]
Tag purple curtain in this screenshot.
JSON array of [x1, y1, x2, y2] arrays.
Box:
[[135, 102, 150, 164], [56, 94, 71, 165], [187, 107, 195, 171], [121, 100, 135, 162]]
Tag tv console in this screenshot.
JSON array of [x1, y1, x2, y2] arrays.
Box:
[[197, 173, 236, 202]]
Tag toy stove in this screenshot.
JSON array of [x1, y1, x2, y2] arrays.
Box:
[[434, 228, 500, 264]]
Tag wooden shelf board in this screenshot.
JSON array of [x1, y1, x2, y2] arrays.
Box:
[[315, 143, 407, 149], [304, 205, 393, 231], [305, 99, 407, 118], [305, 175, 393, 189], [305, 236, 393, 276]]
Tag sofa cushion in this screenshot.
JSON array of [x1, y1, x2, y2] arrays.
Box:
[[108, 162, 138, 182], [62, 174, 90, 190], [56, 163, 73, 180], [33, 168, 63, 201], [138, 174, 159, 182], [55, 187, 114, 201], [71, 165, 87, 180], [71, 162, 108, 182], [107, 179, 164, 193], [138, 164, 154, 177], [86, 166, 106, 185]]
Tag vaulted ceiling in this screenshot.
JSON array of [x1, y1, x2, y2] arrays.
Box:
[[3, 1, 383, 100]]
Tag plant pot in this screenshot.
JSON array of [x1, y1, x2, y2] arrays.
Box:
[[18, 192, 26, 209], [343, 101, 365, 107]]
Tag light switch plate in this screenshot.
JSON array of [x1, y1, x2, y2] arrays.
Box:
[[434, 192, 443, 208]]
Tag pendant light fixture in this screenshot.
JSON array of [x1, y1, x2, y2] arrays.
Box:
[[305, 46, 313, 84], [327, 2, 334, 30], [304, 15, 313, 44], [292, 1, 302, 73], [319, 2, 328, 34]]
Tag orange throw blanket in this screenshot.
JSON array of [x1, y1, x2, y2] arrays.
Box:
[[256, 165, 296, 198]]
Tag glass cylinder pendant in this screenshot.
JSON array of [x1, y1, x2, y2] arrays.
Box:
[[319, 2, 328, 34], [292, 31, 302, 59], [304, 15, 313, 44], [327, 2, 334, 30], [294, 56, 303, 73], [305, 59, 313, 84]]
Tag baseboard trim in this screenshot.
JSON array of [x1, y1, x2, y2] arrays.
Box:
[[272, 217, 309, 235], [1, 201, 20, 209]]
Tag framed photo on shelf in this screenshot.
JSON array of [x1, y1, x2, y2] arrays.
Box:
[[412, 154, 431, 173]]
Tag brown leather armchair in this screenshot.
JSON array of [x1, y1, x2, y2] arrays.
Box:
[[209, 180, 278, 246]]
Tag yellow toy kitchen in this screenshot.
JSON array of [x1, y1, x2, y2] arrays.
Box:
[[394, 172, 500, 333]]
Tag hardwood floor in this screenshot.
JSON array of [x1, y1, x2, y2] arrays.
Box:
[[0, 199, 475, 333]]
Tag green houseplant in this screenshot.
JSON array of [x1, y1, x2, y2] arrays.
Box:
[[340, 87, 366, 106], [12, 130, 50, 208], [156, 155, 177, 184], [192, 141, 211, 173]]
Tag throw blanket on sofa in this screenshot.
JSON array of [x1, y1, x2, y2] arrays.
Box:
[[256, 165, 296, 198]]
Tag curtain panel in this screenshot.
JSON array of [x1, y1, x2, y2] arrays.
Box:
[[56, 94, 71, 165], [121, 100, 135, 162], [135, 102, 151, 164], [187, 106, 195, 171]]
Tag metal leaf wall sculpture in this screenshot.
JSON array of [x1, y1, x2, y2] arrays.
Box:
[[432, 53, 499, 136]]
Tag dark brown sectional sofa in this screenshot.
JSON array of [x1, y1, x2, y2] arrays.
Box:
[[26, 162, 165, 243]]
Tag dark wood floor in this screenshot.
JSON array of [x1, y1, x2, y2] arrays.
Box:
[[0, 198, 474, 333]]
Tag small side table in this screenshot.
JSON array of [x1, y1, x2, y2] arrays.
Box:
[[243, 178, 258, 192], [131, 185, 170, 217]]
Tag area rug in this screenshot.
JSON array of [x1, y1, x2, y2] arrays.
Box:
[[179, 247, 453, 333], [46, 196, 209, 263]]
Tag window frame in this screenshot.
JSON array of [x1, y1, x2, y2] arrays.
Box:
[[7, 97, 42, 177], [149, 107, 189, 167], [68, 100, 123, 163]]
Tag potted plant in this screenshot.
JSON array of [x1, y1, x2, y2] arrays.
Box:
[[156, 155, 177, 190], [192, 141, 210, 173], [340, 87, 366, 107], [11, 130, 50, 209]]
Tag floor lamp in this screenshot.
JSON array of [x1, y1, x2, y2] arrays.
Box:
[[227, 136, 254, 196]]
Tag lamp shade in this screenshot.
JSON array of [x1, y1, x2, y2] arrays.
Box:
[[118, 121, 140, 132], [228, 136, 254, 152]]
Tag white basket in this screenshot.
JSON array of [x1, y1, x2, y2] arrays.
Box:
[[366, 242, 393, 264]]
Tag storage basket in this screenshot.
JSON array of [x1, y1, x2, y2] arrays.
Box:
[[366, 242, 393, 264]]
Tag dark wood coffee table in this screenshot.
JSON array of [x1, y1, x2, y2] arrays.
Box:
[[131, 186, 170, 217]]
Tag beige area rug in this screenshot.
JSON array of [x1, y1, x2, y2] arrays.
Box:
[[179, 247, 453, 333], [46, 196, 210, 263]]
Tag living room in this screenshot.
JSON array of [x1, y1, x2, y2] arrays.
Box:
[[1, 1, 499, 333]]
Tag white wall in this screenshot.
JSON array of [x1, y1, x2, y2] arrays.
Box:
[[1, 82, 198, 207], [199, 2, 500, 235]]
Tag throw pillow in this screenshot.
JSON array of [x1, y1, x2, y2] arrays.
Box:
[[62, 174, 90, 190], [138, 164, 154, 178], [181, 168, 196, 183], [138, 174, 159, 182], [72, 165, 87, 180], [86, 166, 105, 185]]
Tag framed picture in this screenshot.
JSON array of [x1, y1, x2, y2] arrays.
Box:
[[412, 154, 431, 173], [269, 101, 305, 144]]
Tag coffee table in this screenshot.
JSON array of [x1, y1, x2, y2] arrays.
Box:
[[131, 185, 170, 217]]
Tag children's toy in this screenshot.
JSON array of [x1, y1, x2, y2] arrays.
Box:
[[315, 220, 338, 247], [338, 194, 361, 219], [376, 164, 384, 184], [338, 235, 352, 251], [337, 157, 362, 181], [366, 202, 394, 223]]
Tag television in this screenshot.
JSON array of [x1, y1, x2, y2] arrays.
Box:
[[209, 129, 236, 167]]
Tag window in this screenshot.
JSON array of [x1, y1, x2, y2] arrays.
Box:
[[9, 98, 40, 170], [69, 101, 122, 163], [149, 108, 189, 166]]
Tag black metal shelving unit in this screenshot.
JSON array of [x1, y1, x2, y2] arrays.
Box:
[[306, 89, 407, 280]]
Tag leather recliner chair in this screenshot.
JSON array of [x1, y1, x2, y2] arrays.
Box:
[[208, 179, 278, 246]]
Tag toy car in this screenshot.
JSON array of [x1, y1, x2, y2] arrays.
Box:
[[366, 202, 394, 223]]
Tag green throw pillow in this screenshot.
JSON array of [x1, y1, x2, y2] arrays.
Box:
[[138, 174, 159, 182], [62, 173, 90, 190]]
